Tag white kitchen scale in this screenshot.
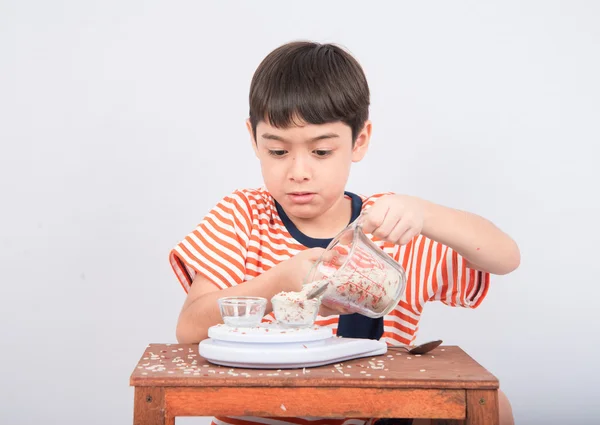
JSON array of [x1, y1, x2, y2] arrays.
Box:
[[199, 323, 388, 369]]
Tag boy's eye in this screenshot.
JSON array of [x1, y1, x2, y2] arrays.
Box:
[[268, 150, 287, 157], [314, 150, 332, 157]]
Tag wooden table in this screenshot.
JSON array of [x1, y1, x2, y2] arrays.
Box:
[[130, 344, 499, 425]]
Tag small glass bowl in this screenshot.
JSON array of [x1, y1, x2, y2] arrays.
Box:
[[218, 296, 267, 328], [271, 294, 321, 328]]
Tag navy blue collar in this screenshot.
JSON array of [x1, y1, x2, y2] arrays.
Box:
[[274, 191, 363, 249]]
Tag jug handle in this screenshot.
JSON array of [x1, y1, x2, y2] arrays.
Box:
[[353, 211, 367, 230]]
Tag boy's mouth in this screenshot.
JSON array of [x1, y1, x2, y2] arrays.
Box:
[[287, 192, 316, 204]]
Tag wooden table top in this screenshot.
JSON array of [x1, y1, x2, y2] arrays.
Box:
[[130, 344, 498, 390]]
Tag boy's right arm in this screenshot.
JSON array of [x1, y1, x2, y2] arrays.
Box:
[[175, 247, 327, 343]]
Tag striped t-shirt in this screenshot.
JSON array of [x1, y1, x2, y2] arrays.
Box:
[[169, 187, 490, 425]]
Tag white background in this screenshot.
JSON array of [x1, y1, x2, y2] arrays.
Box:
[[1, 1, 599, 424]]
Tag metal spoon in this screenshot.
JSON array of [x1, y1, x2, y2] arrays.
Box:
[[388, 339, 443, 355], [305, 281, 329, 300]]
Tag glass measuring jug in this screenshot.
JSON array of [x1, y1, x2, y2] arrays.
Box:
[[304, 217, 407, 318]]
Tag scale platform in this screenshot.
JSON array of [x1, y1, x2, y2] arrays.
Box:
[[199, 323, 388, 369]]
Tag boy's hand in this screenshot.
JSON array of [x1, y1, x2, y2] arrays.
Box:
[[361, 195, 425, 245], [279, 249, 355, 317], [278, 248, 328, 293]]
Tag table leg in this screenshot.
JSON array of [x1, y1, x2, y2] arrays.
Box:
[[464, 390, 499, 425], [431, 389, 498, 425], [134, 387, 175, 425]]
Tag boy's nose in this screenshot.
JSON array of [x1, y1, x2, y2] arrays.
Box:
[[288, 155, 311, 182]]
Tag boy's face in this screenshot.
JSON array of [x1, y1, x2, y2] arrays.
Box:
[[247, 118, 371, 221]]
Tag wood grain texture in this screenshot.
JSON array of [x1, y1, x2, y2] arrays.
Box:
[[430, 390, 499, 425], [465, 390, 499, 425], [133, 387, 174, 425], [164, 387, 466, 419], [130, 344, 498, 390]]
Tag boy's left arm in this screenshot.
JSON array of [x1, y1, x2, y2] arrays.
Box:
[[361, 194, 520, 275]]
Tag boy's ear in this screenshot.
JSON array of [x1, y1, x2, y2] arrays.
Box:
[[351, 120, 372, 162], [246, 119, 259, 158]]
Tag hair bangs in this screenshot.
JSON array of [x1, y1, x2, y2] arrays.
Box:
[[249, 42, 370, 142]]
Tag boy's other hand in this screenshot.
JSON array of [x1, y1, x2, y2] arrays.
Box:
[[278, 247, 329, 293], [361, 194, 425, 245]]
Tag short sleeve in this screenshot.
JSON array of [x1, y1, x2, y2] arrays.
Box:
[[169, 190, 252, 293], [360, 192, 393, 211], [393, 236, 490, 310], [429, 241, 490, 308]]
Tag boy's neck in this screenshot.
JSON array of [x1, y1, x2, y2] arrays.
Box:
[[285, 194, 353, 240]]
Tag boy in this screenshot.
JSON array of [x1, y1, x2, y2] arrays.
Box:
[[170, 41, 520, 425]]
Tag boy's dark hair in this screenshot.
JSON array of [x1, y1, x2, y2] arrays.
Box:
[[249, 41, 370, 144]]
